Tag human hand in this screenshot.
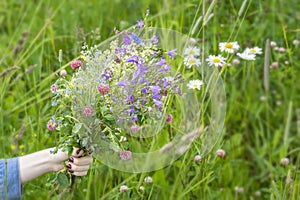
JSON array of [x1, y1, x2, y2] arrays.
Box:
[[65, 148, 93, 176]]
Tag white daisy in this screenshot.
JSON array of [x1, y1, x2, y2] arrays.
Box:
[[237, 52, 256, 60], [245, 47, 262, 54], [219, 41, 240, 53], [184, 46, 200, 57], [206, 55, 226, 67], [187, 79, 203, 90], [184, 57, 201, 68]]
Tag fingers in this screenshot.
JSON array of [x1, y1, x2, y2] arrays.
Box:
[[66, 155, 93, 176], [71, 148, 85, 158], [69, 155, 93, 165]]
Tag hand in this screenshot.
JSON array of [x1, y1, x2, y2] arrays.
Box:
[[65, 148, 93, 176]]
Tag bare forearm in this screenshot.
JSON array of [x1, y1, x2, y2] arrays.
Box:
[[18, 148, 68, 183]]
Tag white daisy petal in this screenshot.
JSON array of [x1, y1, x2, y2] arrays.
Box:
[[245, 47, 262, 54], [237, 52, 256, 60], [219, 41, 240, 53], [184, 46, 201, 57], [184, 57, 201, 68], [205, 55, 226, 67]]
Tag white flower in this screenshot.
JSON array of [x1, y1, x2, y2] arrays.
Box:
[[184, 46, 200, 57], [206, 55, 226, 67], [187, 80, 203, 90], [245, 47, 262, 54], [237, 52, 256, 60], [144, 176, 153, 184], [120, 185, 129, 192], [184, 57, 201, 68], [219, 42, 240, 53], [139, 186, 145, 191]]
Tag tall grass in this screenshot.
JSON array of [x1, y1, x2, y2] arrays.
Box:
[[1, 0, 300, 199]]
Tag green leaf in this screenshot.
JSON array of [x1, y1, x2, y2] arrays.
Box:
[[57, 173, 70, 188], [73, 123, 82, 133]]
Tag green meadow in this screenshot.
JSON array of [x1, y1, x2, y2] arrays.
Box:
[[1, 0, 300, 199]]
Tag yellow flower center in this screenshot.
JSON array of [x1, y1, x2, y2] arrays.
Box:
[[249, 49, 256, 53], [189, 50, 195, 55], [189, 59, 196, 64], [213, 58, 220, 63], [225, 43, 233, 49], [193, 84, 198, 89]]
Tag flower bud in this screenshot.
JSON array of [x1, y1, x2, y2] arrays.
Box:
[[120, 185, 129, 192], [280, 157, 289, 166], [216, 149, 226, 158], [194, 155, 202, 163]]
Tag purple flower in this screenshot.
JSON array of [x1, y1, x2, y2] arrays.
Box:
[[129, 106, 136, 113], [162, 78, 170, 88], [157, 57, 166, 66], [159, 64, 170, 72], [152, 94, 162, 100], [167, 49, 177, 58], [101, 68, 113, 80], [123, 34, 132, 45], [126, 55, 143, 64], [151, 35, 159, 44], [118, 80, 130, 87], [132, 33, 142, 44], [151, 85, 161, 96], [133, 64, 147, 81], [117, 47, 127, 57], [128, 95, 135, 102], [120, 150, 132, 161], [141, 87, 149, 94], [137, 19, 144, 29], [131, 115, 138, 122], [153, 99, 163, 107]]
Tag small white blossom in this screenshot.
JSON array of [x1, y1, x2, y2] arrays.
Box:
[[139, 186, 145, 191], [219, 41, 240, 53], [280, 157, 289, 166], [187, 80, 203, 90], [144, 176, 153, 184], [120, 185, 129, 192]]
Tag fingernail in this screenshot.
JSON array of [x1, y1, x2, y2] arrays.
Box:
[[69, 157, 74, 163], [69, 170, 74, 173], [76, 149, 81, 155], [66, 164, 72, 169]]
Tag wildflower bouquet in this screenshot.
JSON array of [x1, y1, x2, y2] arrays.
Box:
[[48, 23, 206, 174]]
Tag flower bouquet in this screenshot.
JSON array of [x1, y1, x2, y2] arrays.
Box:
[[47, 21, 227, 176]]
